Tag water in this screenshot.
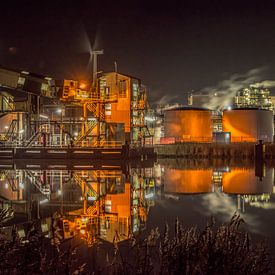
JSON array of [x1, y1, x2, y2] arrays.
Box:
[[0, 158, 274, 254]]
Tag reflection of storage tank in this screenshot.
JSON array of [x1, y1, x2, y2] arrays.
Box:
[[222, 168, 273, 194], [164, 107, 212, 142], [164, 168, 213, 194], [223, 109, 273, 142]]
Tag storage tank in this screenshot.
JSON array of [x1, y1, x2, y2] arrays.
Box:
[[223, 109, 273, 142], [164, 107, 212, 142], [222, 168, 273, 194], [164, 168, 213, 194]]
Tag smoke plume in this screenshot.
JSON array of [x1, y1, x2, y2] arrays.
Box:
[[200, 66, 274, 110]]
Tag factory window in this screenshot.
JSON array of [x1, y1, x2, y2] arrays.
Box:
[[18, 77, 25, 87], [119, 80, 127, 98], [41, 83, 48, 92]]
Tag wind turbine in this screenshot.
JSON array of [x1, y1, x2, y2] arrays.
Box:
[[78, 24, 104, 82]]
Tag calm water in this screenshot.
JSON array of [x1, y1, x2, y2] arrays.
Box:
[[1, 159, 275, 252]]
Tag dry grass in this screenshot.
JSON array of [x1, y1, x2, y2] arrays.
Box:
[[102, 214, 271, 274], [0, 214, 272, 274]]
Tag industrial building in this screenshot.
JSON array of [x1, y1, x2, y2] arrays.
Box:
[[234, 86, 273, 111], [1, 58, 275, 149], [0, 62, 152, 149]]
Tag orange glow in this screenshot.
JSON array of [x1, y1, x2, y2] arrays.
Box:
[[79, 82, 87, 89], [222, 168, 273, 194], [223, 109, 273, 142], [105, 183, 131, 217], [164, 168, 213, 194], [164, 110, 212, 142], [104, 73, 132, 133]]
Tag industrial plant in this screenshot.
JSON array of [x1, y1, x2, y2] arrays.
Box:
[[1, 52, 275, 161]]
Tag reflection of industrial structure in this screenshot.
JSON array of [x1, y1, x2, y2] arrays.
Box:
[[161, 160, 273, 195], [0, 163, 156, 245], [164, 168, 214, 194], [64, 167, 155, 245]]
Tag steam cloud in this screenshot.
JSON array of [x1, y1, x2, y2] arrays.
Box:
[[200, 66, 275, 110]]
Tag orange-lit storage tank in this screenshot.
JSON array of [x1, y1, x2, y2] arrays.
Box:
[[222, 168, 273, 194], [164, 168, 213, 194], [223, 109, 273, 142], [164, 107, 212, 142]]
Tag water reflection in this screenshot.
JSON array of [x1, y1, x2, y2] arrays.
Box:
[[0, 162, 158, 246], [0, 159, 274, 247], [161, 160, 274, 213]]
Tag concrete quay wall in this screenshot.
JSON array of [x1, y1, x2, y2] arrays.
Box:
[[155, 143, 256, 159]]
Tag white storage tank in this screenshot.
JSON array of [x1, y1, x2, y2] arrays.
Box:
[[164, 107, 212, 142], [223, 108, 274, 142]]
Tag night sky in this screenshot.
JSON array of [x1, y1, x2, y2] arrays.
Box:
[[1, 0, 275, 104]]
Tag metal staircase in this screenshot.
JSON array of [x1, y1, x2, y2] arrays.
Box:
[[0, 119, 17, 143], [25, 170, 50, 196], [73, 120, 97, 145]]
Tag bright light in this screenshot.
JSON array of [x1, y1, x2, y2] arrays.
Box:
[[144, 116, 156, 122], [227, 106, 232, 111], [214, 92, 218, 96], [4, 126, 9, 130], [19, 182, 24, 189], [19, 129, 24, 134], [4, 183, 8, 189], [39, 114, 49, 119], [145, 193, 154, 199], [79, 82, 87, 89], [88, 117, 97, 121], [40, 198, 49, 205], [56, 109, 62, 114], [80, 229, 86, 235], [74, 132, 78, 137], [57, 189, 62, 196]]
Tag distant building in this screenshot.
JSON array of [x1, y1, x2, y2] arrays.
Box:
[[234, 86, 273, 111]]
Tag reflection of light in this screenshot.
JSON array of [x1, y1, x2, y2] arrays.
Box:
[[80, 229, 86, 235], [88, 117, 97, 121], [144, 116, 156, 122], [39, 114, 48, 119], [19, 182, 24, 189], [79, 82, 86, 89], [4, 126, 9, 130], [56, 109, 62, 114], [227, 106, 232, 111], [40, 199, 49, 204], [145, 193, 154, 199], [57, 190, 62, 196], [18, 129, 24, 134], [87, 196, 97, 201], [4, 183, 9, 189], [80, 196, 84, 201], [74, 132, 78, 137]]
